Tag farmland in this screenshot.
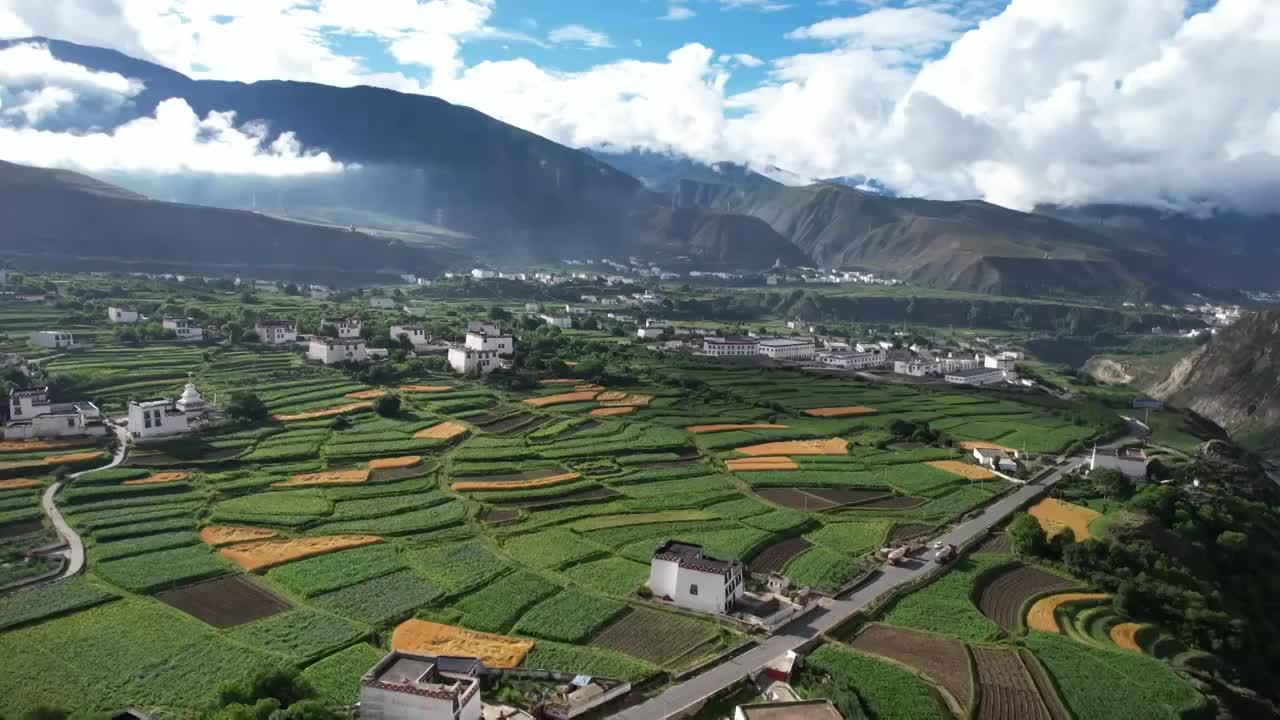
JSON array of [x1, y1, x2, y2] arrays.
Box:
[[0, 277, 1155, 717]]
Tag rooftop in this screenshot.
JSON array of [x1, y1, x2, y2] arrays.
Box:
[[758, 338, 813, 348], [653, 539, 739, 575], [737, 700, 843, 720], [947, 367, 1002, 378], [256, 319, 294, 327], [705, 336, 757, 344], [364, 652, 479, 698]]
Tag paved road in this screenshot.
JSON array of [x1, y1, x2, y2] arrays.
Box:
[[611, 423, 1144, 720], [37, 425, 130, 583]]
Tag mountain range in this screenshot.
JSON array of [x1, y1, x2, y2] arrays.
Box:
[[3, 37, 1280, 297]]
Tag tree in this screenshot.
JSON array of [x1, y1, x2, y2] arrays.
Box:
[[1007, 513, 1047, 556], [222, 320, 245, 344], [1094, 468, 1134, 500], [374, 394, 401, 418], [226, 392, 268, 423]]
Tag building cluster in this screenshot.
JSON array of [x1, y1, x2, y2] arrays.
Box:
[[5, 387, 108, 440]]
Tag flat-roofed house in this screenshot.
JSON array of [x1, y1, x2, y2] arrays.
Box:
[[5, 387, 108, 439], [107, 306, 140, 324], [127, 384, 221, 440], [308, 338, 368, 365], [734, 700, 843, 720], [944, 367, 1006, 385], [162, 317, 204, 342], [649, 540, 744, 614], [756, 338, 816, 361], [321, 317, 362, 339], [1090, 447, 1150, 479], [702, 336, 759, 358], [360, 652, 482, 720], [254, 320, 297, 345]]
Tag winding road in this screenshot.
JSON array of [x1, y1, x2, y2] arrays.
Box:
[[35, 424, 130, 584], [610, 422, 1146, 719]]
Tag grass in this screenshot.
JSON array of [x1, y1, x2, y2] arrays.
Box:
[[799, 643, 940, 720], [312, 569, 443, 626], [402, 541, 508, 596], [881, 555, 1014, 642], [0, 577, 119, 631], [228, 608, 368, 664], [451, 571, 559, 633], [521, 640, 657, 681], [512, 589, 628, 643], [806, 521, 892, 555], [784, 546, 864, 593], [92, 545, 228, 593], [265, 543, 406, 598], [561, 556, 650, 596], [501, 529, 605, 569]]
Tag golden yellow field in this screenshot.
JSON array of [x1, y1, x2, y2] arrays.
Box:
[[926, 460, 996, 480], [726, 456, 799, 471], [1029, 498, 1101, 541], [737, 438, 848, 456], [1110, 622, 1143, 652], [391, 619, 533, 668], [589, 406, 636, 416], [414, 421, 469, 440], [452, 472, 581, 492], [344, 389, 388, 399], [44, 451, 106, 465], [0, 439, 93, 452], [686, 423, 789, 434], [398, 385, 452, 393], [0, 478, 41, 490], [539, 378, 579, 385], [575, 384, 605, 392], [597, 392, 653, 407], [220, 535, 382, 572], [523, 391, 598, 407], [272, 402, 371, 422], [121, 471, 189, 485], [273, 469, 370, 488], [802, 406, 878, 417], [199, 525, 279, 547], [367, 456, 422, 469], [957, 440, 1019, 453], [1026, 592, 1109, 633]]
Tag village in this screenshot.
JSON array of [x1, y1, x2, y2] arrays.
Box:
[[0, 269, 1215, 720]]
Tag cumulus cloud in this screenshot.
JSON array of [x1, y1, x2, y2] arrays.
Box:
[[786, 7, 967, 52], [547, 24, 613, 49], [0, 97, 346, 176]]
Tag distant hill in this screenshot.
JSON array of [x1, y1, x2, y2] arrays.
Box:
[[1151, 310, 1280, 452], [0, 160, 455, 278]]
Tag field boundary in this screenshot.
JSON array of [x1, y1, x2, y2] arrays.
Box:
[[670, 637, 760, 681]]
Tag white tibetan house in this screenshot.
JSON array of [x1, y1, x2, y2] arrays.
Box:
[[649, 540, 744, 614], [127, 383, 221, 440], [5, 387, 109, 440], [308, 338, 368, 365]]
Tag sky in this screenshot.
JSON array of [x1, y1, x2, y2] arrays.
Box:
[[1, 0, 1278, 214]]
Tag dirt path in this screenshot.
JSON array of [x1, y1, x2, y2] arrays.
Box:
[[38, 424, 130, 584]]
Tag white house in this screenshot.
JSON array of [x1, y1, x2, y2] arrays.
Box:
[[466, 321, 500, 336], [471, 268, 497, 280], [107, 306, 141, 324], [308, 338, 368, 365], [254, 320, 297, 345], [360, 652, 482, 720], [127, 384, 220, 440], [5, 387, 108, 440], [403, 305, 429, 317], [649, 540, 744, 614], [540, 314, 573, 329], [894, 359, 942, 377], [253, 280, 280, 293], [448, 346, 504, 376], [756, 337, 816, 361], [702, 336, 759, 358], [389, 324, 436, 351], [162, 317, 204, 342], [369, 297, 397, 309], [1089, 447, 1150, 479], [637, 327, 663, 340], [945, 367, 1006, 386], [463, 329, 513, 355], [29, 331, 76, 350], [322, 317, 362, 339], [973, 447, 1020, 473], [645, 318, 672, 329], [817, 350, 888, 370]]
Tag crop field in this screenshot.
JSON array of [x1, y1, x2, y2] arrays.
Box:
[[1025, 593, 1110, 633], [850, 623, 974, 712], [0, 302, 1132, 716], [883, 556, 1015, 642], [971, 646, 1057, 720], [1028, 499, 1101, 541], [976, 565, 1075, 633]]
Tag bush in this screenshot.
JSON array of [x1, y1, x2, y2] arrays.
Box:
[[374, 394, 401, 418], [1007, 513, 1047, 556], [227, 393, 269, 423]]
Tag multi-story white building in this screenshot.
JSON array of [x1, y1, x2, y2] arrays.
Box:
[[637, 327, 663, 339], [5, 387, 108, 440], [645, 318, 672, 329], [390, 324, 443, 352], [702, 336, 759, 357], [29, 331, 76, 349], [322, 317, 362, 339], [649, 540, 744, 614], [254, 320, 297, 345], [944, 367, 1006, 385], [1089, 447, 1150, 479], [756, 337, 816, 361], [360, 652, 482, 720], [127, 384, 220, 440], [463, 330, 513, 355], [894, 359, 941, 376], [107, 306, 140, 324], [447, 346, 503, 376], [817, 350, 889, 370], [162, 317, 204, 342], [308, 338, 368, 365], [540, 314, 573, 329], [471, 268, 497, 280]]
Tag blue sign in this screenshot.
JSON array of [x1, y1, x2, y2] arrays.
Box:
[[1133, 399, 1165, 409]]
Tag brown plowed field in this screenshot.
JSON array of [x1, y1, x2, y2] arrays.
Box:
[[856, 495, 927, 510], [399, 385, 452, 393], [1110, 622, 1143, 652], [540, 379, 579, 385], [590, 406, 636, 417], [344, 389, 387, 399], [452, 472, 581, 492], [927, 460, 996, 480], [220, 535, 382, 572], [454, 468, 567, 484], [44, 451, 106, 465], [1025, 593, 1108, 633], [725, 457, 798, 472], [0, 478, 42, 490], [749, 536, 813, 574], [973, 533, 1012, 554], [888, 523, 934, 542], [523, 391, 598, 407], [121, 472, 189, 485], [273, 469, 369, 488], [414, 421, 469, 440], [157, 574, 289, 628], [737, 438, 848, 456], [200, 525, 278, 546], [591, 609, 717, 667], [0, 439, 93, 451], [368, 456, 421, 469], [272, 402, 371, 422], [972, 646, 1054, 720], [976, 565, 1073, 633], [1020, 651, 1071, 720], [850, 623, 973, 711], [958, 441, 1018, 453]]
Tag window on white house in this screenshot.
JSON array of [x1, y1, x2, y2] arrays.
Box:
[[689, 584, 698, 595], [67, 418, 74, 428]]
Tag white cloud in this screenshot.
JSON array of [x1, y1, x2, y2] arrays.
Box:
[[0, 43, 143, 126], [719, 0, 792, 12], [547, 24, 613, 49], [786, 7, 967, 52], [0, 97, 345, 176], [661, 4, 696, 21]]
